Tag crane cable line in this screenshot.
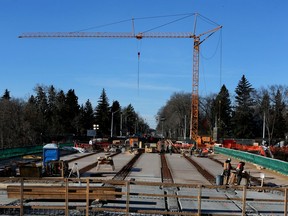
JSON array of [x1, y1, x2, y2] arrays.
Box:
[[137, 40, 142, 95], [200, 28, 222, 60], [140, 14, 194, 34], [75, 13, 197, 32], [197, 13, 221, 27], [199, 28, 223, 96], [219, 29, 223, 89]]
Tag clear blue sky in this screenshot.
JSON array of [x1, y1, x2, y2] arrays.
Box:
[[1, 1, 287, 129]]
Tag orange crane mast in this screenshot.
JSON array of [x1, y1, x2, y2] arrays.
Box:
[[19, 22, 222, 143]]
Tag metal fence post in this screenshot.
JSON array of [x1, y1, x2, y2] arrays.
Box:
[[197, 185, 202, 216], [86, 178, 90, 216], [242, 186, 247, 216], [284, 188, 287, 216], [126, 180, 130, 216], [65, 178, 69, 216], [20, 178, 23, 216]]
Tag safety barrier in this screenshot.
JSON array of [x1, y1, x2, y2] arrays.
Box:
[[0, 143, 73, 159], [214, 146, 288, 176]]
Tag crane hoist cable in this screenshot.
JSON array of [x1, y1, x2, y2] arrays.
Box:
[[219, 29, 223, 89], [199, 28, 223, 97], [137, 40, 142, 95], [200, 28, 222, 60], [138, 51, 140, 94], [199, 28, 223, 91]]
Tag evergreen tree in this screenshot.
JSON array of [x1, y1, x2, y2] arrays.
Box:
[[110, 100, 121, 137], [2, 89, 11, 100], [122, 104, 137, 135], [212, 85, 232, 139], [78, 99, 95, 135], [233, 75, 255, 138], [95, 89, 110, 137], [65, 89, 80, 134], [54, 90, 67, 135]]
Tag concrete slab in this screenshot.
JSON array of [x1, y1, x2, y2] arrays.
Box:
[[178, 188, 242, 215], [67, 151, 133, 178], [126, 153, 162, 182], [102, 153, 165, 211], [189, 155, 224, 177], [166, 153, 211, 185], [103, 185, 166, 211]]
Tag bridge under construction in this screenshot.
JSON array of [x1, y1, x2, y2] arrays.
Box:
[[0, 145, 287, 216]]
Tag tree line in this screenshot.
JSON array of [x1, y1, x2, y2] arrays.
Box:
[[156, 75, 288, 145], [0, 85, 149, 149], [2, 75, 287, 149]]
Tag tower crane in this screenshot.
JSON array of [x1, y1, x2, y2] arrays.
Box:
[[19, 18, 222, 143]]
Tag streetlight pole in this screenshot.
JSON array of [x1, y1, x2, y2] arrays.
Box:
[[111, 109, 120, 138], [120, 112, 123, 136], [184, 115, 187, 140], [93, 124, 99, 139], [160, 117, 165, 138]]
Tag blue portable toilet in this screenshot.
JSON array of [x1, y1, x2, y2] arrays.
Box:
[[43, 143, 60, 165]]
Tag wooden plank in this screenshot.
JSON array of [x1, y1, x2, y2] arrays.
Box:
[[7, 185, 119, 200]]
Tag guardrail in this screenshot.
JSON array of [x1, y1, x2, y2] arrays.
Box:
[[214, 146, 288, 175], [0, 177, 287, 216]]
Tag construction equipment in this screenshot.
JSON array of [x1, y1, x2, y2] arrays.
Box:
[[19, 14, 222, 143], [144, 142, 157, 153], [96, 156, 115, 171]]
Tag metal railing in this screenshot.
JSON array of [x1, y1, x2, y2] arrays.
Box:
[[0, 177, 287, 216]]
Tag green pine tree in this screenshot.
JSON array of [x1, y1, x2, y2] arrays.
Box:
[[212, 85, 232, 139], [233, 75, 255, 138], [95, 89, 110, 137]]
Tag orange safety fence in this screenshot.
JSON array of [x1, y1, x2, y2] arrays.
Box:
[[270, 146, 288, 154], [222, 142, 261, 152]]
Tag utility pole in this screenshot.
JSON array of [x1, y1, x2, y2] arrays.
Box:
[[184, 115, 187, 140]]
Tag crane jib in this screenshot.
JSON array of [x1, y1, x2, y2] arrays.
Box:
[[19, 32, 197, 39]]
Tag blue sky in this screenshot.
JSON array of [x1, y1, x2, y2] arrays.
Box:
[[1, 1, 287, 129]]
